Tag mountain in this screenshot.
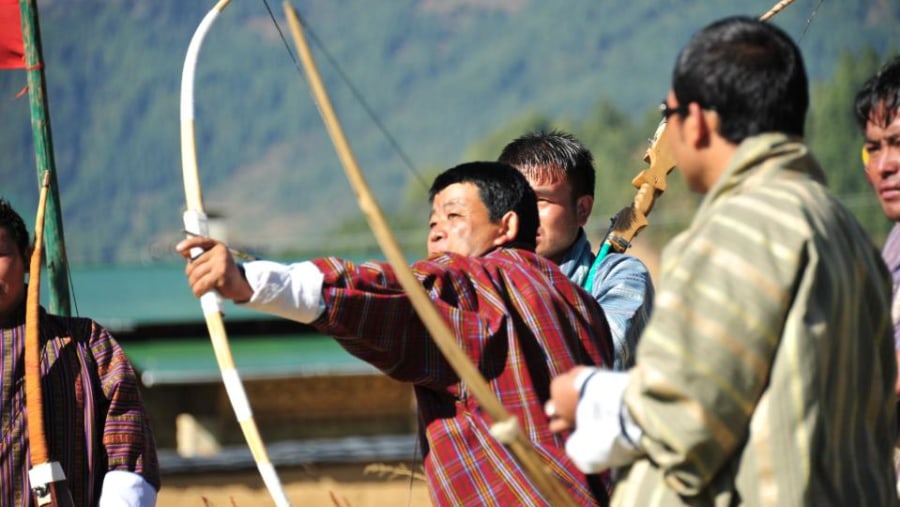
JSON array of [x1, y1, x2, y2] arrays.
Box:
[[1, 0, 897, 265]]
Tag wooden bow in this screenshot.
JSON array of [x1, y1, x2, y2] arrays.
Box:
[[180, 2, 291, 505], [584, 0, 801, 284], [760, 0, 799, 22], [25, 172, 75, 507], [283, 3, 580, 505]]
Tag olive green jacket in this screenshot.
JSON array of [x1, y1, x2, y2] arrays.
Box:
[[615, 133, 897, 507]]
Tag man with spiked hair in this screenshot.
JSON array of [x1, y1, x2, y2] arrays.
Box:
[[855, 54, 900, 492], [499, 130, 654, 370], [856, 54, 900, 397]]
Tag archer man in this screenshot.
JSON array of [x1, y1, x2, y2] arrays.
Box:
[[179, 162, 615, 506]]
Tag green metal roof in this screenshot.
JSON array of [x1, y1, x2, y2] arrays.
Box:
[[49, 263, 263, 327], [44, 263, 377, 382], [124, 334, 377, 386]]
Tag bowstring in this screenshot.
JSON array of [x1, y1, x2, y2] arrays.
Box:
[[258, 0, 428, 189], [798, 0, 824, 43], [257, 0, 426, 501]]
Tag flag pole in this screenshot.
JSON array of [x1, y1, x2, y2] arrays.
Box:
[[18, 0, 71, 316]]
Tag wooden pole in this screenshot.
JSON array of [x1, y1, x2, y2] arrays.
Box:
[[18, 0, 71, 316]]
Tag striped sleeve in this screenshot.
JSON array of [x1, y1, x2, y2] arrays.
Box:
[[624, 184, 806, 495], [91, 321, 160, 490]]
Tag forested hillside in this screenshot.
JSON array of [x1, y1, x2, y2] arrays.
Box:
[[1, 0, 897, 265]]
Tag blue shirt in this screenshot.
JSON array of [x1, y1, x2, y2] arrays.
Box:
[[557, 229, 654, 369]]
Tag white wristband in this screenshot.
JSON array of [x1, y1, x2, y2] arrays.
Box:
[[565, 369, 642, 473], [241, 260, 326, 324]]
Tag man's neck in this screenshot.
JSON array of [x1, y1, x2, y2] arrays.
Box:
[[699, 135, 739, 193], [0, 297, 26, 328]]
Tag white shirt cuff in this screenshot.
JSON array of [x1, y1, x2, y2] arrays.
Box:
[[99, 471, 157, 507], [565, 369, 643, 473], [240, 260, 326, 324]]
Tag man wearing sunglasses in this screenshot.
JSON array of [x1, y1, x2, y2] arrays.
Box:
[[547, 16, 896, 507]]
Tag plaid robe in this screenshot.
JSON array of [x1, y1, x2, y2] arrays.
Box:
[[310, 248, 613, 506]]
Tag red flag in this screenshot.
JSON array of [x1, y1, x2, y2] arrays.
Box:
[[0, 0, 25, 69]]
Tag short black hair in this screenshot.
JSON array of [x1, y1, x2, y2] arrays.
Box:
[[498, 130, 595, 200], [0, 198, 30, 264], [854, 55, 900, 130], [429, 162, 539, 250], [673, 16, 808, 143]]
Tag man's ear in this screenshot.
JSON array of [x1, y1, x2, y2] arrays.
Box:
[[575, 195, 593, 226], [492, 211, 519, 247], [682, 102, 704, 147], [688, 102, 720, 149]]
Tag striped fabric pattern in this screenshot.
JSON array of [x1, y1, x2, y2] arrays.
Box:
[[880, 223, 900, 350], [1, 306, 159, 507], [614, 133, 897, 507], [310, 248, 614, 506], [559, 231, 655, 370]]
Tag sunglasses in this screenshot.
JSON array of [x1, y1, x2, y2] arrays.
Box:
[[659, 101, 689, 120]]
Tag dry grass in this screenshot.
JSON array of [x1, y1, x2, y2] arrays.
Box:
[[158, 462, 432, 507], [363, 463, 426, 482]]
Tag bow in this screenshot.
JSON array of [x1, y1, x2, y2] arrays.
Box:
[[282, 3, 580, 505], [25, 171, 75, 507], [595, 115, 677, 263], [180, 2, 291, 505], [583, 0, 801, 287], [760, 0, 800, 22]]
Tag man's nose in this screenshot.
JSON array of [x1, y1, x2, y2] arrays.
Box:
[[871, 146, 900, 174], [428, 227, 445, 245]]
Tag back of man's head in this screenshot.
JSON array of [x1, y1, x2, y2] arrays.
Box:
[[854, 55, 900, 131], [673, 16, 808, 144], [429, 162, 539, 250], [0, 199, 29, 264], [498, 130, 595, 200]]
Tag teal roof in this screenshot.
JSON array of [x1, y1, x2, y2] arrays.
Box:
[[42, 263, 376, 382], [125, 334, 377, 386], [45, 263, 264, 328]]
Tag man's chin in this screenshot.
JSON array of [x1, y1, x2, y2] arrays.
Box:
[[882, 203, 900, 222], [535, 248, 565, 264]]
